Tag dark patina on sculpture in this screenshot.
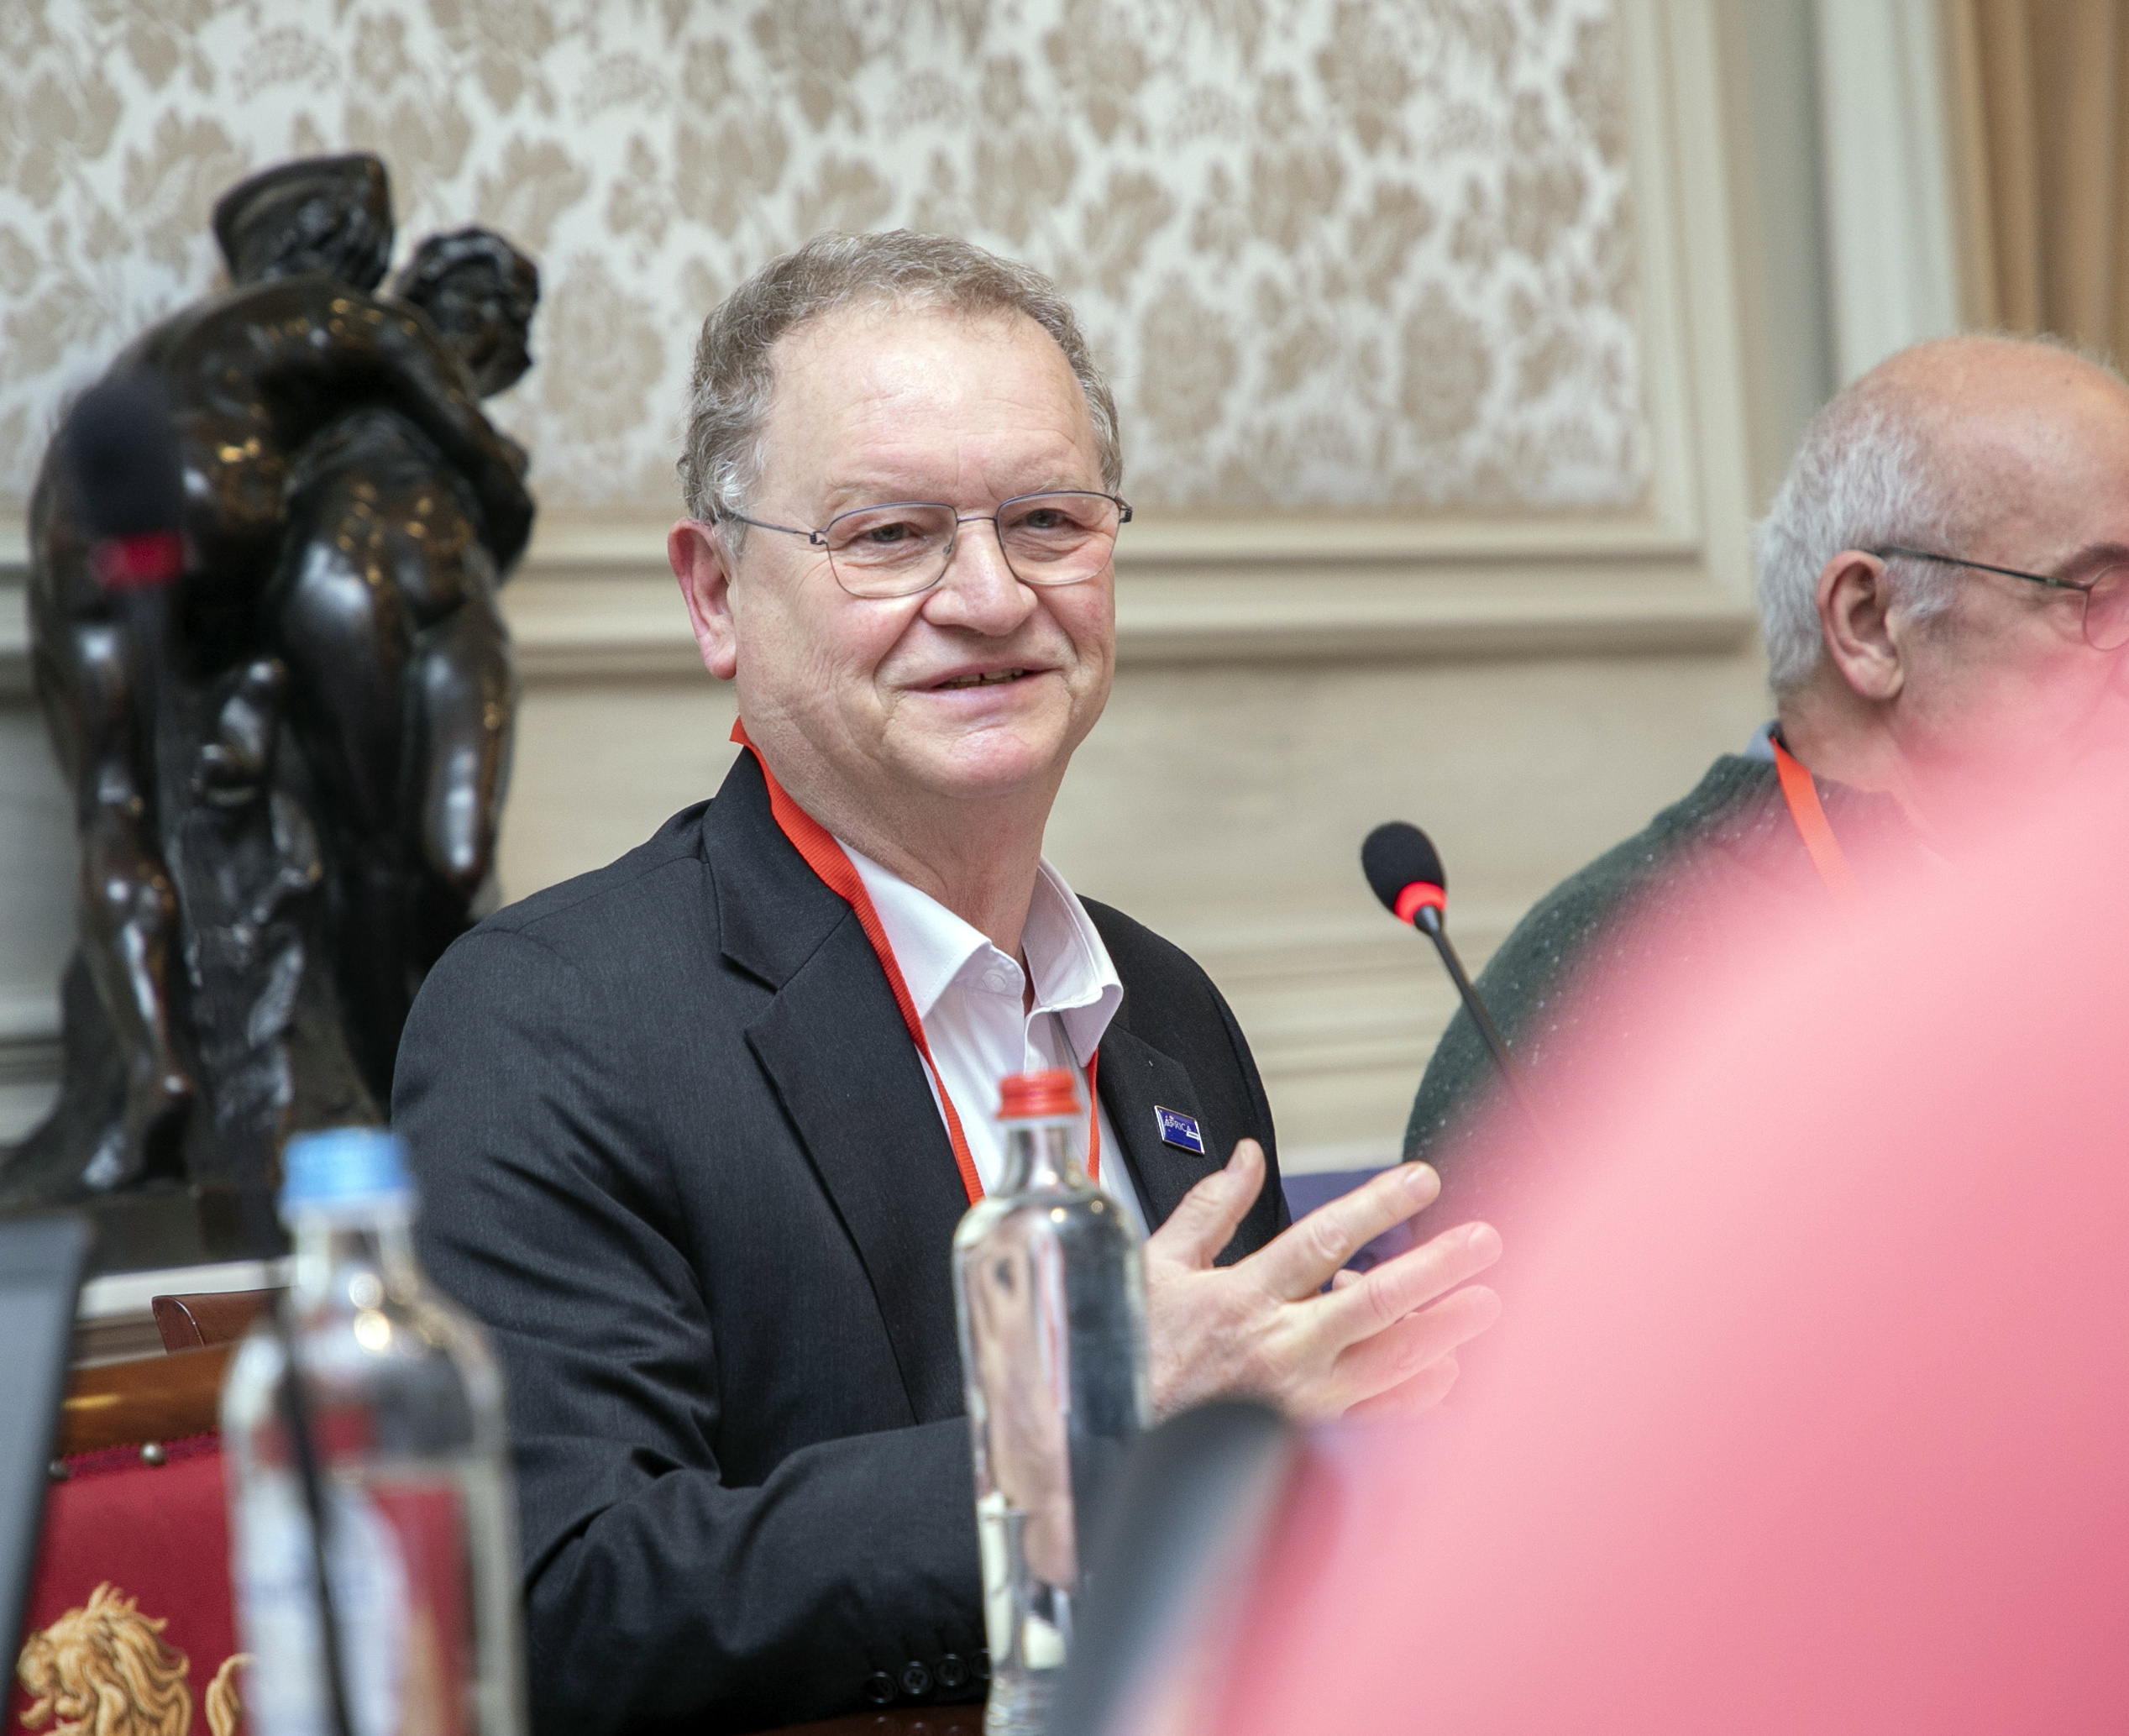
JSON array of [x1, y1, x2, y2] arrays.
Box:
[[3, 155, 538, 1266]]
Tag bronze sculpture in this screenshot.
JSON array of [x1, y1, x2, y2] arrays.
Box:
[[3, 155, 537, 1259]]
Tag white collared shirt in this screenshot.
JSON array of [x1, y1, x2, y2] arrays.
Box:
[[841, 844, 1146, 1235]]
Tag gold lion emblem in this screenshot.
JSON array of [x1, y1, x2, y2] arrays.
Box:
[[16, 1582, 247, 1736]]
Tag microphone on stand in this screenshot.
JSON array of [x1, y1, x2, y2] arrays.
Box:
[[1362, 821, 1547, 1142]]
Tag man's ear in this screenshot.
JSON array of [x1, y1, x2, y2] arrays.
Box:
[[1816, 549, 1906, 704], [670, 519, 739, 680]]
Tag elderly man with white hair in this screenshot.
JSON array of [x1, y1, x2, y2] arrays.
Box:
[[1406, 332, 2129, 1183]]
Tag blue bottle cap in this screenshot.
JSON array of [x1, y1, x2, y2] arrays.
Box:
[[280, 1126, 416, 1213]]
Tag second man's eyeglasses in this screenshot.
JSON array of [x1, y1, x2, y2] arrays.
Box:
[[1871, 545, 2129, 651]]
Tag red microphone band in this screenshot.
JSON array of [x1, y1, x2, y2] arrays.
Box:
[[90, 531, 184, 590], [1394, 882, 1447, 925]]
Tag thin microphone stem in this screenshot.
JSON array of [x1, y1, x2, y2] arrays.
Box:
[[1413, 905, 1548, 1144]]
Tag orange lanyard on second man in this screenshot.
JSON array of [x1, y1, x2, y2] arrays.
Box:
[[730, 720, 1101, 1205], [1771, 738, 1859, 905]]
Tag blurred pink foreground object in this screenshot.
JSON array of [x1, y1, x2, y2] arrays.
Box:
[[1214, 765, 2129, 1733]]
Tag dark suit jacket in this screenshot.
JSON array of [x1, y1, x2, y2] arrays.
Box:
[[391, 750, 1287, 1735]]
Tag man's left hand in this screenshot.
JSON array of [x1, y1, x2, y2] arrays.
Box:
[[1141, 1141, 1502, 1423]]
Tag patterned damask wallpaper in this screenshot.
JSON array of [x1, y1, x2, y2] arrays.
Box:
[[0, 0, 1643, 518]]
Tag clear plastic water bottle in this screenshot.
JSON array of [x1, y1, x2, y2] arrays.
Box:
[[952, 1069, 1152, 1735], [222, 1127, 525, 1736]]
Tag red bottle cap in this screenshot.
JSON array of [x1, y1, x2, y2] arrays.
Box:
[[997, 1069, 1082, 1120]]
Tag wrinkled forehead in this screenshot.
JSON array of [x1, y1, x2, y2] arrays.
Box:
[[759, 303, 1099, 474], [769, 300, 1070, 394]]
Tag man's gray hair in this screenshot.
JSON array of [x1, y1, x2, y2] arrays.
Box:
[[1754, 384, 1966, 697], [1755, 331, 2126, 696], [678, 230, 1122, 525]]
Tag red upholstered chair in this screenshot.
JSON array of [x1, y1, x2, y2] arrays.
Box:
[[12, 1346, 247, 1736]]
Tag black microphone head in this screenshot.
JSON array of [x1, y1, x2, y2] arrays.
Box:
[[1362, 821, 1447, 920], [60, 372, 185, 541]]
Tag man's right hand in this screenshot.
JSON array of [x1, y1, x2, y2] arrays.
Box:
[[1142, 1141, 1502, 1423]]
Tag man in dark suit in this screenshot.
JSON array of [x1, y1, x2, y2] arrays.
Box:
[[394, 231, 1501, 1734]]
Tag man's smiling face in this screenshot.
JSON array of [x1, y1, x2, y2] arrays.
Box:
[[710, 303, 1116, 830]]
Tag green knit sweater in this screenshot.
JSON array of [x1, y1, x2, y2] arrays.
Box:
[[1403, 755, 1917, 1206]]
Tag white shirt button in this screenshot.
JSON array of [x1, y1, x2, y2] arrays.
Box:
[[983, 967, 1017, 994]]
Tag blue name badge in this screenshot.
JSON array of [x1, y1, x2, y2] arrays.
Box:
[[1155, 1106, 1206, 1155]]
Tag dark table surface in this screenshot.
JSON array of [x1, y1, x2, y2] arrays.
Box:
[[768, 1712, 983, 1735]]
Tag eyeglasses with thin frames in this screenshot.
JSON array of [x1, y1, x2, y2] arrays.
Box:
[[720, 490, 1133, 601], [1870, 544, 2129, 651]]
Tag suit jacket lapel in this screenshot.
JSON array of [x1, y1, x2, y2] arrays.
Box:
[[705, 753, 969, 1425], [1098, 1022, 1225, 1230], [745, 929, 969, 1424]]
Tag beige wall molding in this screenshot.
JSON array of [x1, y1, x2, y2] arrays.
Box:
[[498, 559, 1753, 681], [4, 553, 1758, 698], [1, 546, 1757, 695], [522, 502, 1707, 568]]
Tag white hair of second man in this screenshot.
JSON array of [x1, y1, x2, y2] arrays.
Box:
[[1754, 381, 1965, 697], [1755, 332, 2123, 697]]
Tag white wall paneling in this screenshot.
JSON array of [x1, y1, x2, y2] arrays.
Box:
[[1715, 0, 1838, 509], [1812, 0, 1964, 385]]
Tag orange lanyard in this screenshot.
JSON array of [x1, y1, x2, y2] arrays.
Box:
[[1772, 739, 1859, 905], [731, 721, 1099, 1204]]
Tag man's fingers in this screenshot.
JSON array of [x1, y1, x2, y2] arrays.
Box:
[[1315, 1219, 1502, 1346], [1246, 1162, 1444, 1301], [1346, 1356, 1460, 1419], [1325, 1284, 1500, 1412], [1144, 1138, 1266, 1271]]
